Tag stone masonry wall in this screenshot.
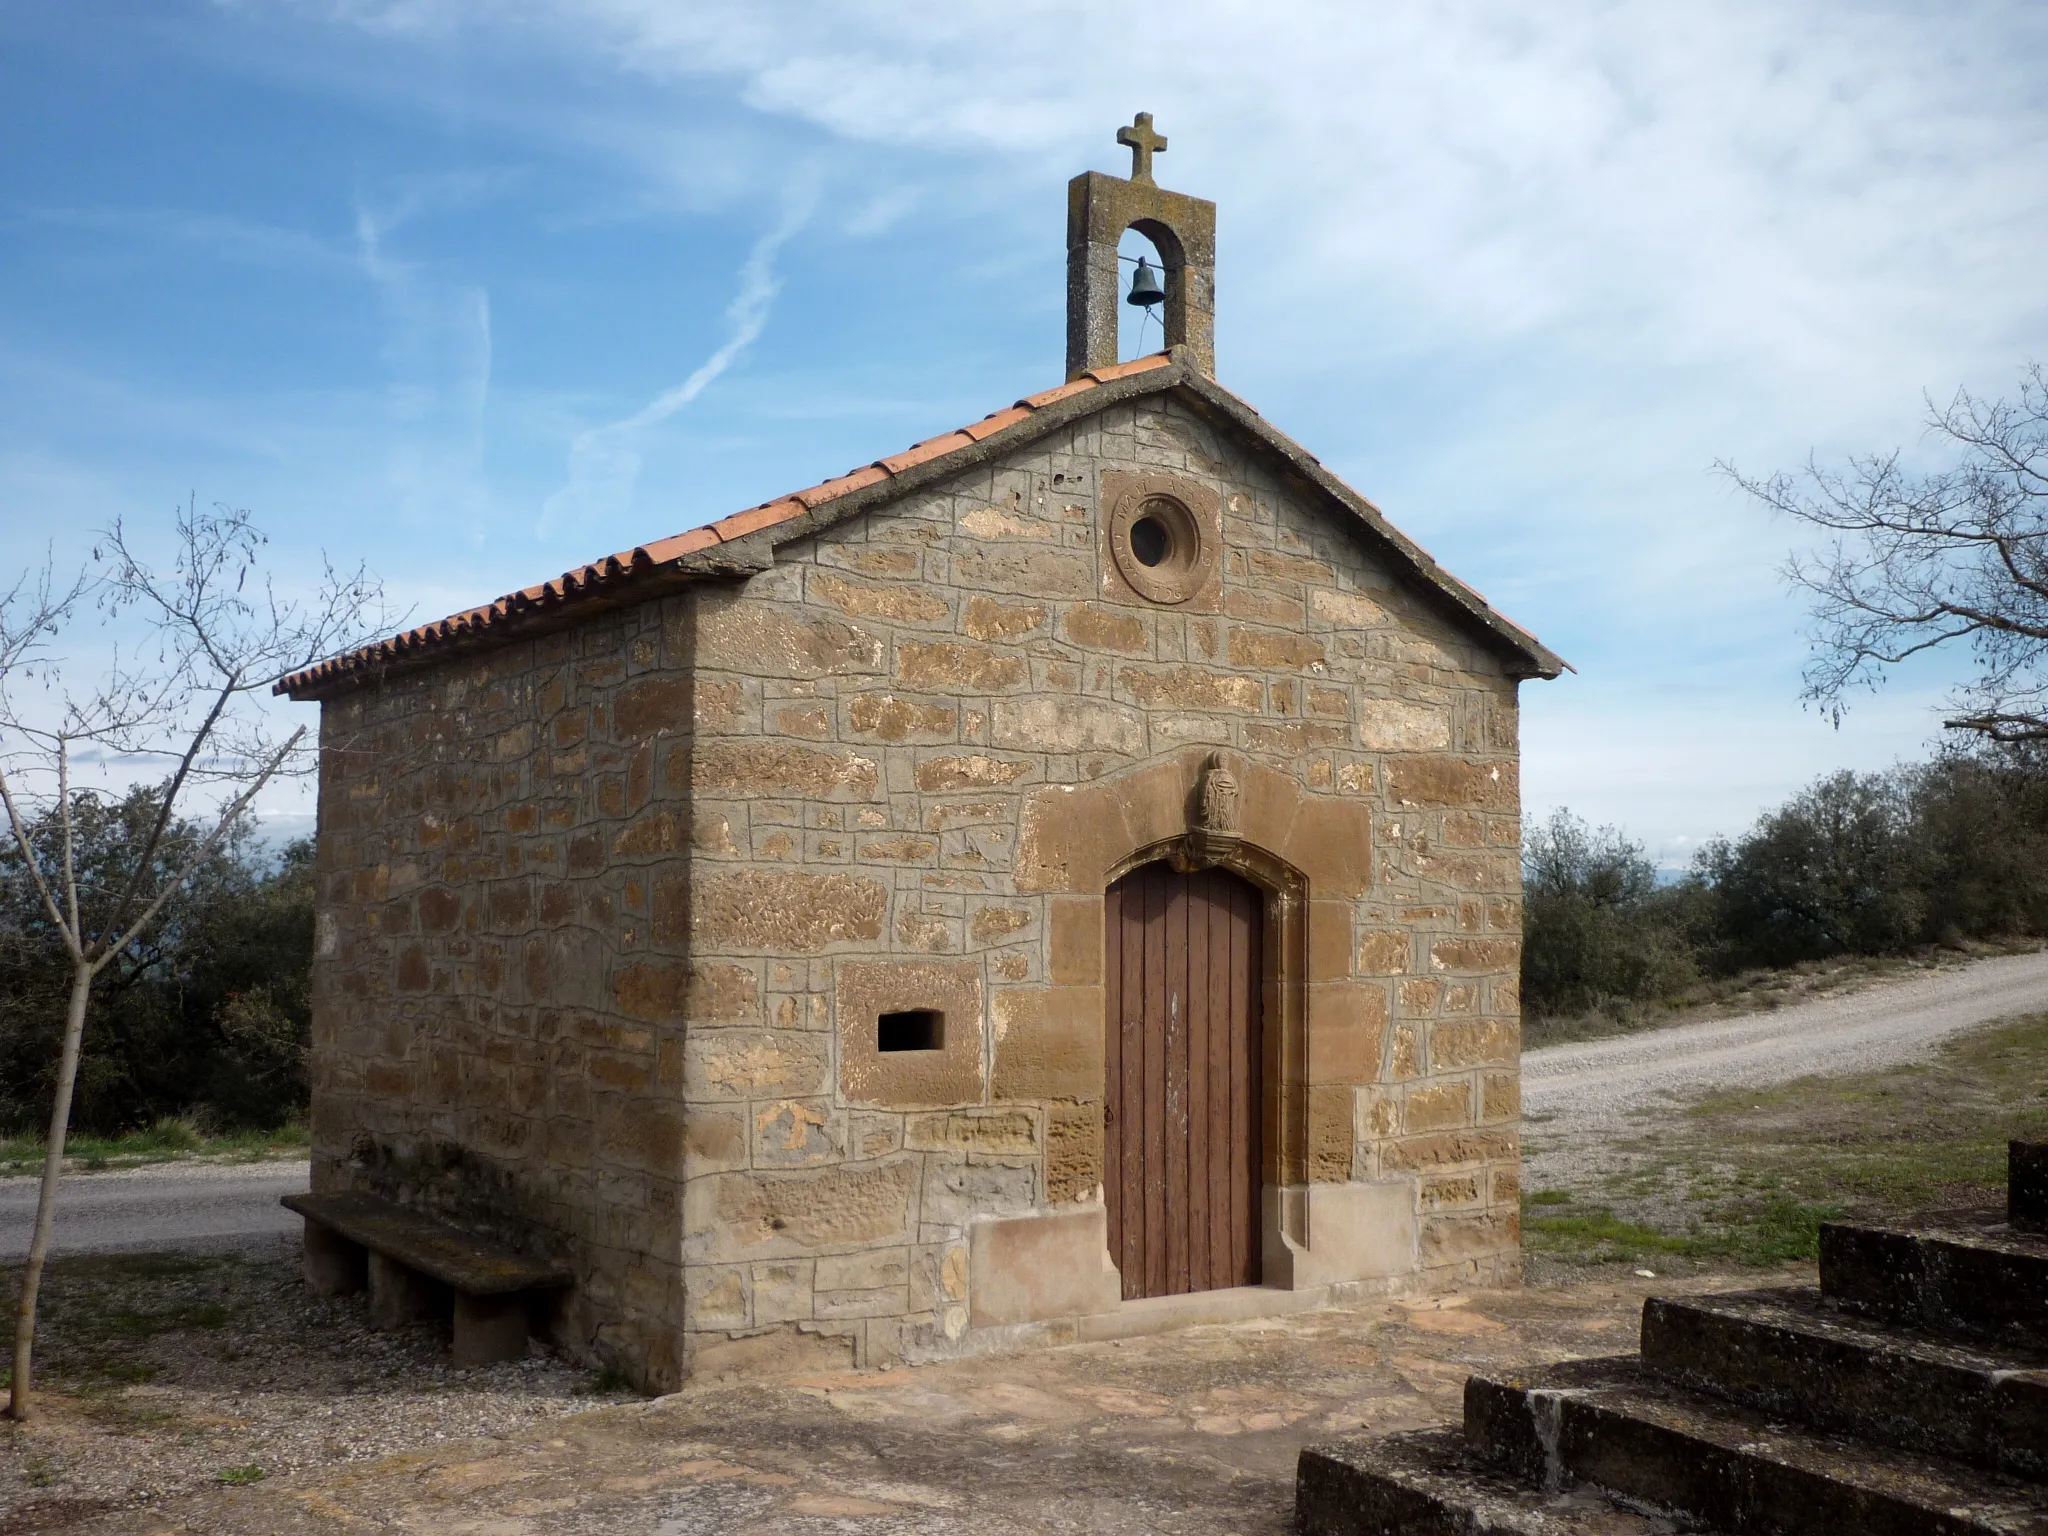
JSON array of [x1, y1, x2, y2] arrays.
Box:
[[308, 390, 1523, 1390], [668, 395, 1523, 1375]]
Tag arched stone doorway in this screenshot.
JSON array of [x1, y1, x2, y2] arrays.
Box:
[[1103, 860, 1264, 1299]]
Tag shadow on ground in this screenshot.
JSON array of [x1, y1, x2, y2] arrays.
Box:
[[10, 1252, 1806, 1536]]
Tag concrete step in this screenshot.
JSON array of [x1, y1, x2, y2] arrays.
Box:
[[1821, 1219, 2048, 1348], [1466, 1355, 2048, 1535], [1296, 1426, 1715, 1535], [2014, 1141, 2048, 1235], [1639, 1286, 2048, 1481]]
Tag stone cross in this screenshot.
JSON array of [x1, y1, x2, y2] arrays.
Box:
[[1117, 113, 1167, 185]]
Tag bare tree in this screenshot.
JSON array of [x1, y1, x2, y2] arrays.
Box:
[[1727, 364, 2048, 744], [0, 502, 387, 1419]]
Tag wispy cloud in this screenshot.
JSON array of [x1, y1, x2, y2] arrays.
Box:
[[352, 179, 499, 530], [539, 189, 814, 537]]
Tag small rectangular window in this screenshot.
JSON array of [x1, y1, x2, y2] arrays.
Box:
[[877, 1009, 944, 1052]]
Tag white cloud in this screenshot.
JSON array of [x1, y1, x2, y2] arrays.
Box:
[[538, 189, 813, 537]]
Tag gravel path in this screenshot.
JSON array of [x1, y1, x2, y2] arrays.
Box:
[[1522, 947, 2048, 1189], [0, 1160, 308, 1259]]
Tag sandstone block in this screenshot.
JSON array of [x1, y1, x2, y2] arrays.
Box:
[[1428, 936, 1520, 973], [969, 905, 1033, 945], [1357, 930, 1411, 976], [808, 571, 950, 624], [1404, 1081, 1472, 1133], [921, 1158, 1037, 1230], [686, 1267, 749, 1330], [1432, 1017, 1516, 1069], [1379, 1128, 1517, 1173], [692, 601, 883, 679], [960, 595, 1046, 641], [1308, 982, 1389, 1085], [689, 741, 878, 799], [1048, 896, 1103, 985], [686, 1030, 830, 1102], [749, 1259, 815, 1324], [905, 1110, 1038, 1156], [1420, 1209, 1518, 1268], [692, 870, 887, 953], [815, 1247, 910, 1293], [1044, 1099, 1103, 1205], [915, 753, 1033, 792], [990, 696, 1142, 755], [1307, 1085, 1355, 1182], [991, 987, 1104, 1101], [684, 1104, 749, 1174], [1481, 1071, 1520, 1123], [1061, 605, 1148, 652], [688, 1157, 919, 1261], [968, 1208, 1119, 1328], [751, 1098, 842, 1166], [895, 640, 1026, 693], [845, 694, 957, 743], [1385, 756, 1511, 809], [1309, 587, 1387, 628], [951, 547, 1092, 599], [690, 1325, 855, 1379], [1358, 697, 1452, 751], [1308, 902, 1355, 982], [836, 961, 984, 1108], [1117, 664, 1262, 713], [1285, 796, 1373, 900], [1227, 627, 1326, 670]]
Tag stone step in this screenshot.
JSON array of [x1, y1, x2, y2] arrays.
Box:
[[1638, 1286, 2048, 1481], [1821, 1219, 2048, 1348], [1296, 1426, 1716, 1535], [1466, 1355, 2048, 1535], [2014, 1142, 2048, 1235]]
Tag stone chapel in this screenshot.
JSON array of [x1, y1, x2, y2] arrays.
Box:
[[280, 118, 1563, 1390]]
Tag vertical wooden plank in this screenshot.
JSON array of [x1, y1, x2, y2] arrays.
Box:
[[1142, 865, 1168, 1300], [1185, 871, 1213, 1293], [1102, 876, 1123, 1294], [1163, 868, 1190, 1296], [1206, 880, 1233, 1290], [1230, 880, 1257, 1286], [1120, 870, 1147, 1295]]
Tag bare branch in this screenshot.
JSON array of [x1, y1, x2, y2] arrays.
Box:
[[92, 726, 305, 976], [1727, 362, 2048, 744]]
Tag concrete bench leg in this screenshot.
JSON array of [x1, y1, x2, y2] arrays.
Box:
[[368, 1251, 441, 1329], [452, 1292, 529, 1368], [303, 1220, 367, 1296]]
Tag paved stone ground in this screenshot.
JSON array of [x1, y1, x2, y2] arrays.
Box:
[[62, 1267, 1797, 1535]]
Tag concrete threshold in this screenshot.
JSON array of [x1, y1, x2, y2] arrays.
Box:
[[1072, 1283, 1339, 1342]]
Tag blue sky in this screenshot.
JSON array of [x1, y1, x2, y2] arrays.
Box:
[[4, 1, 2046, 863]]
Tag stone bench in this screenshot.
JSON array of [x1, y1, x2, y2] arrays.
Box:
[[283, 1190, 571, 1368]]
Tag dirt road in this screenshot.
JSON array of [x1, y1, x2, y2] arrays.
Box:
[[1521, 946, 2048, 1188]]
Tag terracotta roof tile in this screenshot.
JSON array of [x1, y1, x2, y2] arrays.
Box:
[[1018, 378, 1096, 410], [640, 527, 721, 562], [962, 405, 1032, 442], [277, 350, 1560, 698], [879, 430, 977, 475], [794, 463, 890, 508], [711, 498, 806, 543]]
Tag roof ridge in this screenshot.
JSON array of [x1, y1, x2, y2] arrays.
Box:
[[278, 350, 1563, 698]]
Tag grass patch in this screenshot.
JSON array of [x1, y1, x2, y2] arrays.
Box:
[[216, 1464, 265, 1486], [0, 1119, 308, 1176], [1528, 1011, 2048, 1271]]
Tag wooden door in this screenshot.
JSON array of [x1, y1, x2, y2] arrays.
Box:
[[1104, 861, 1263, 1299]]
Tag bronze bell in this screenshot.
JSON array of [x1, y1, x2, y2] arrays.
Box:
[[1126, 255, 1165, 308]]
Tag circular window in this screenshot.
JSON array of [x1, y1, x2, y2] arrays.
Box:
[[1110, 493, 1206, 603]]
